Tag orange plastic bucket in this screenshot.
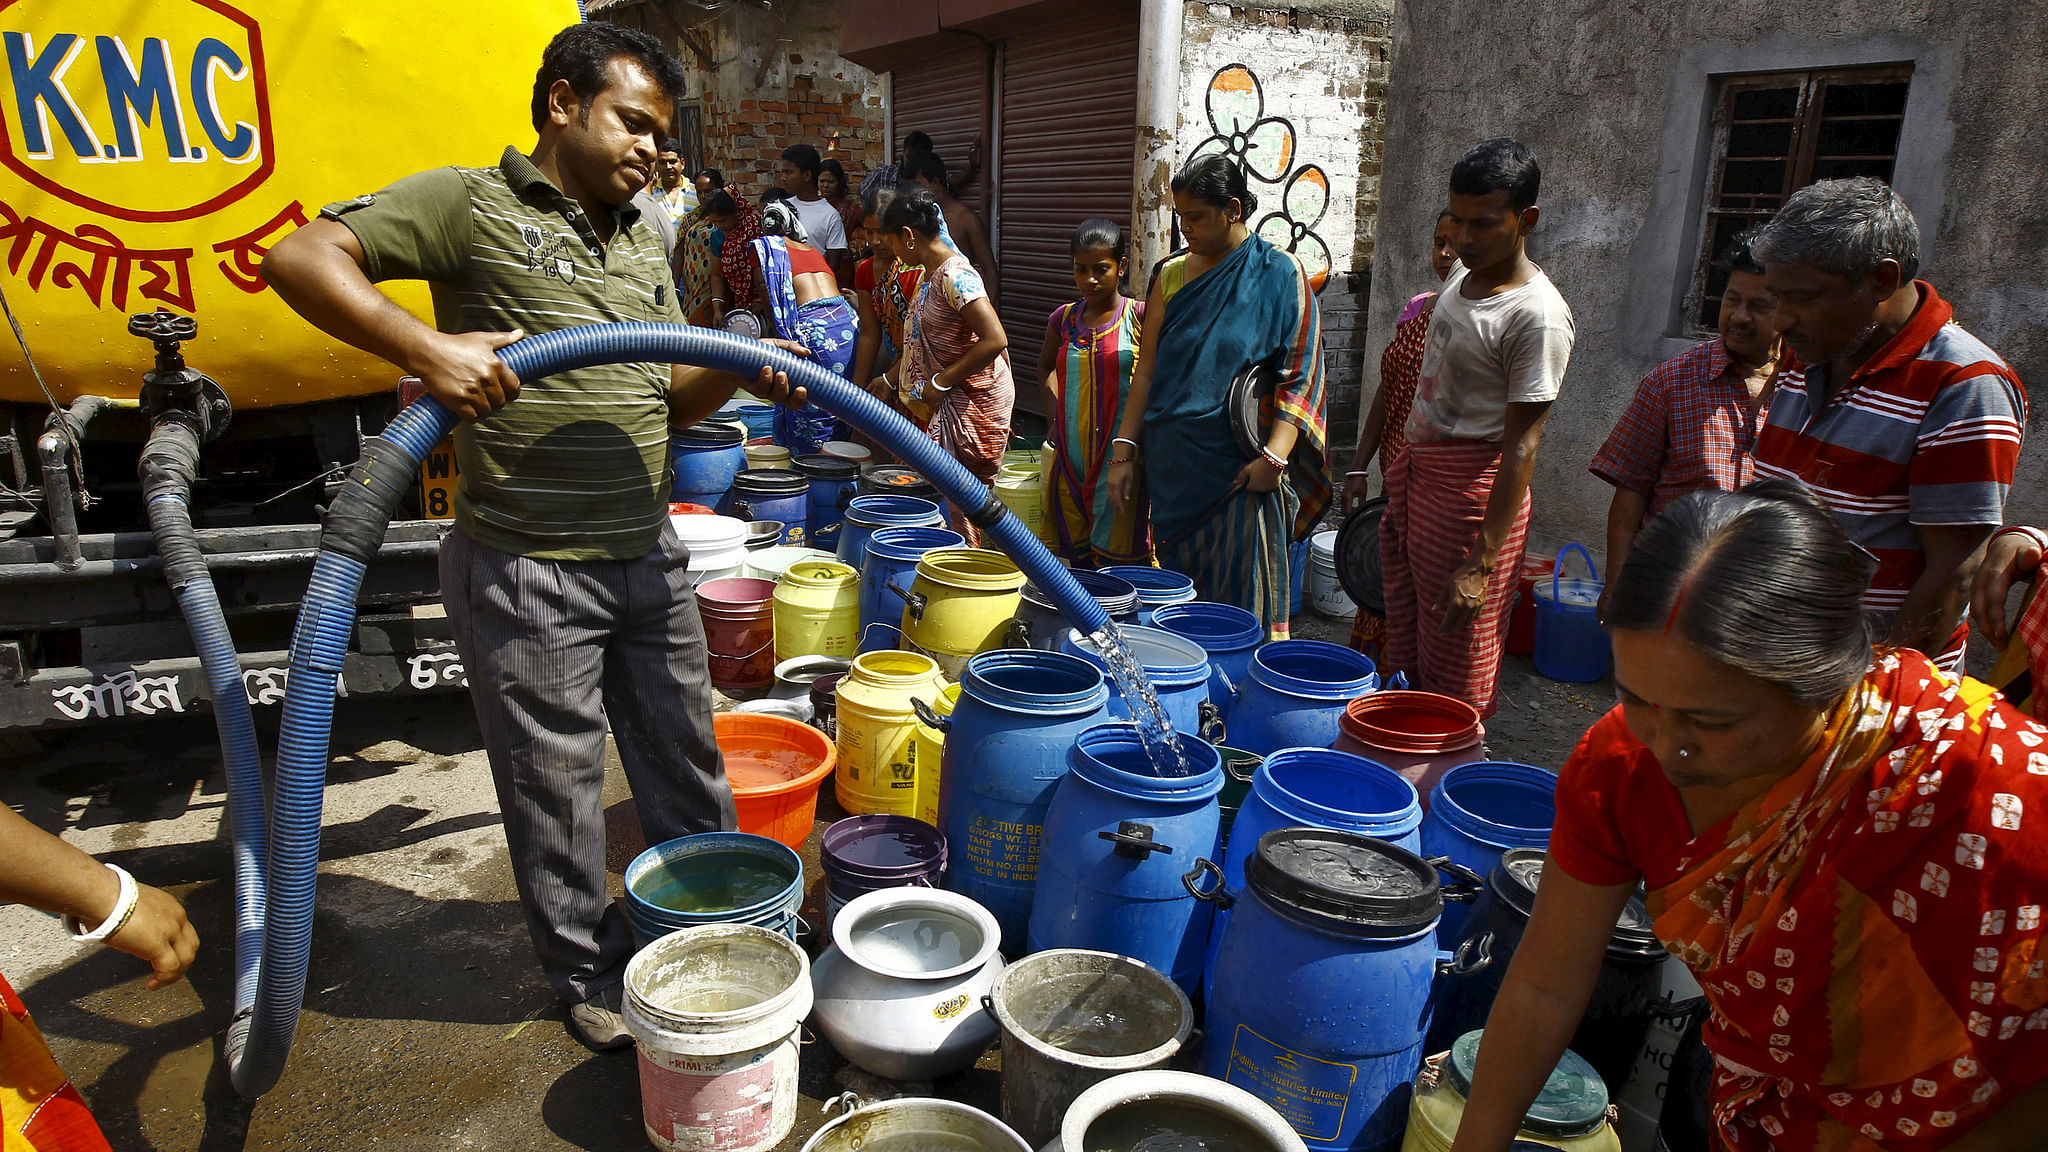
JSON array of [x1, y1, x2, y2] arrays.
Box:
[[715, 712, 837, 849]]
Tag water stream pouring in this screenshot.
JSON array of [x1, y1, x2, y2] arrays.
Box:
[[233, 323, 1174, 1095]]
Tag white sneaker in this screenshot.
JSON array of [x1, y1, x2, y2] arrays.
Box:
[[567, 986, 632, 1051]]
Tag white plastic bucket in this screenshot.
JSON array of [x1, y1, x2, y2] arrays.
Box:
[[1309, 529, 1353, 618], [1045, 1070, 1307, 1152], [674, 516, 752, 589], [821, 440, 873, 464], [740, 546, 839, 582], [802, 1098, 1031, 1152], [624, 924, 815, 1152]]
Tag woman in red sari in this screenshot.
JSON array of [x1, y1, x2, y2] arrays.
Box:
[[1453, 479, 2048, 1152], [2, 803, 198, 1150]]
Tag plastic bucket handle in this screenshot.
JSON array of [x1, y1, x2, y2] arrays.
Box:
[[1551, 542, 1600, 605]]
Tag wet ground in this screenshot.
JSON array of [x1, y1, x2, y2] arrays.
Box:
[[0, 609, 1605, 1152]]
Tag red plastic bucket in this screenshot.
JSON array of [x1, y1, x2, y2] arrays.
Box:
[[1504, 552, 1551, 656], [1334, 690, 1486, 800], [698, 576, 777, 690]]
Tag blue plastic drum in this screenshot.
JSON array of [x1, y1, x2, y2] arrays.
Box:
[[938, 649, 1111, 954], [839, 494, 946, 568], [1100, 566, 1198, 626], [1150, 601, 1263, 726], [1059, 626, 1213, 737], [1421, 760, 1558, 943], [858, 526, 967, 652], [725, 469, 812, 546], [1228, 640, 1381, 755], [794, 453, 861, 554], [1200, 828, 1471, 1152], [1205, 746, 1422, 1001], [1027, 725, 1222, 996], [669, 421, 747, 506]]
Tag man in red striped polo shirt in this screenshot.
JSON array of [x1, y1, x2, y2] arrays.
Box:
[[1752, 177, 2027, 668]]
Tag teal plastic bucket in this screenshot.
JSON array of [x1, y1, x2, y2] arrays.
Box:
[[623, 832, 805, 948]]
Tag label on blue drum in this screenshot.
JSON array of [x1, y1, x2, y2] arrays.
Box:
[[962, 813, 1040, 884], [1223, 1025, 1357, 1143]]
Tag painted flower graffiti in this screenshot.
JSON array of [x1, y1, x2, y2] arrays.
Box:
[[1188, 63, 1333, 290]]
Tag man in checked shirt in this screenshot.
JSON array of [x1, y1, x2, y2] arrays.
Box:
[[1589, 227, 1789, 617]]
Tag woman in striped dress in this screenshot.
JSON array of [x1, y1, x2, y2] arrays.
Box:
[[879, 186, 1014, 541], [1038, 219, 1151, 566]]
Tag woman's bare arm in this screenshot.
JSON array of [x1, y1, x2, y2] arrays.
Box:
[[1449, 856, 1635, 1152], [1104, 277, 1168, 512]]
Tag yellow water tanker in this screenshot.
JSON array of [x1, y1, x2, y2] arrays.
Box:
[[0, 0, 584, 408]]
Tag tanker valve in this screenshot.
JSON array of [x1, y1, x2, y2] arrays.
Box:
[[131, 311, 231, 442]]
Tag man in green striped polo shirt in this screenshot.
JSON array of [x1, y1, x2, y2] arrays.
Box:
[[265, 22, 805, 1051]]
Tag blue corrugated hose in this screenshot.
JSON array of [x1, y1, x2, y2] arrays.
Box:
[[235, 322, 1106, 1096]]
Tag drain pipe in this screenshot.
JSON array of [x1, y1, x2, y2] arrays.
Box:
[[1129, 0, 1183, 288], [37, 395, 115, 569], [241, 323, 1108, 1096]]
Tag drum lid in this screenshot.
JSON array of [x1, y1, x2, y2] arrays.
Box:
[[1335, 498, 1387, 614], [1246, 827, 1440, 935], [1226, 362, 1278, 459], [676, 420, 746, 446], [859, 465, 940, 496], [1489, 848, 1668, 961], [1446, 1029, 1611, 1139], [793, 454, 860, 480], [731, 468, 809, 495]]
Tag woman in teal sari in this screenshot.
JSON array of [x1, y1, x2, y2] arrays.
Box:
[[1106, 156, 1329, 639]]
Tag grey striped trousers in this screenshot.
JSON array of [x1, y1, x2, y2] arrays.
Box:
[[442, 521, 736, 1005]]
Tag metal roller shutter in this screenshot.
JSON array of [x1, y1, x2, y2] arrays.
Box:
[[995, 3, 1140, 412], [889, 44, 991, 219]]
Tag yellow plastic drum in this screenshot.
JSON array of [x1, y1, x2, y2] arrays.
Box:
[[0, 0, 582, 407], [1402, 1033, 1622, 1152], [994, 465, 1050, 545], [772, 560, 860, 661], [908, 681, 960, 827], [833, 650, 946, 816], [900, 548, 1027, 679]]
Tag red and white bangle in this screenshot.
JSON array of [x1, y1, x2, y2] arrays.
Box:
[[1993, 526, 2048, 554], [64, 863, 137, 943], [1260, 446, 1288, 471]]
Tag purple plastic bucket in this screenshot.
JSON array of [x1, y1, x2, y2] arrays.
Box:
[[821, 814, 949, 891]]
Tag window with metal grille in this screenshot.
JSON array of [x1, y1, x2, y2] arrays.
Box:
[[1688, 65, 1911, 331], [672, 103, 705, 174]]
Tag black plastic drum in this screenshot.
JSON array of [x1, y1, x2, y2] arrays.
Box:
[[1429, 847, 1669, 1093]]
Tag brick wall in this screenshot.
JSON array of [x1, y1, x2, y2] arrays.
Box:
[[611, 0, 887, 203], [1318, 271, 1372, 467]]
